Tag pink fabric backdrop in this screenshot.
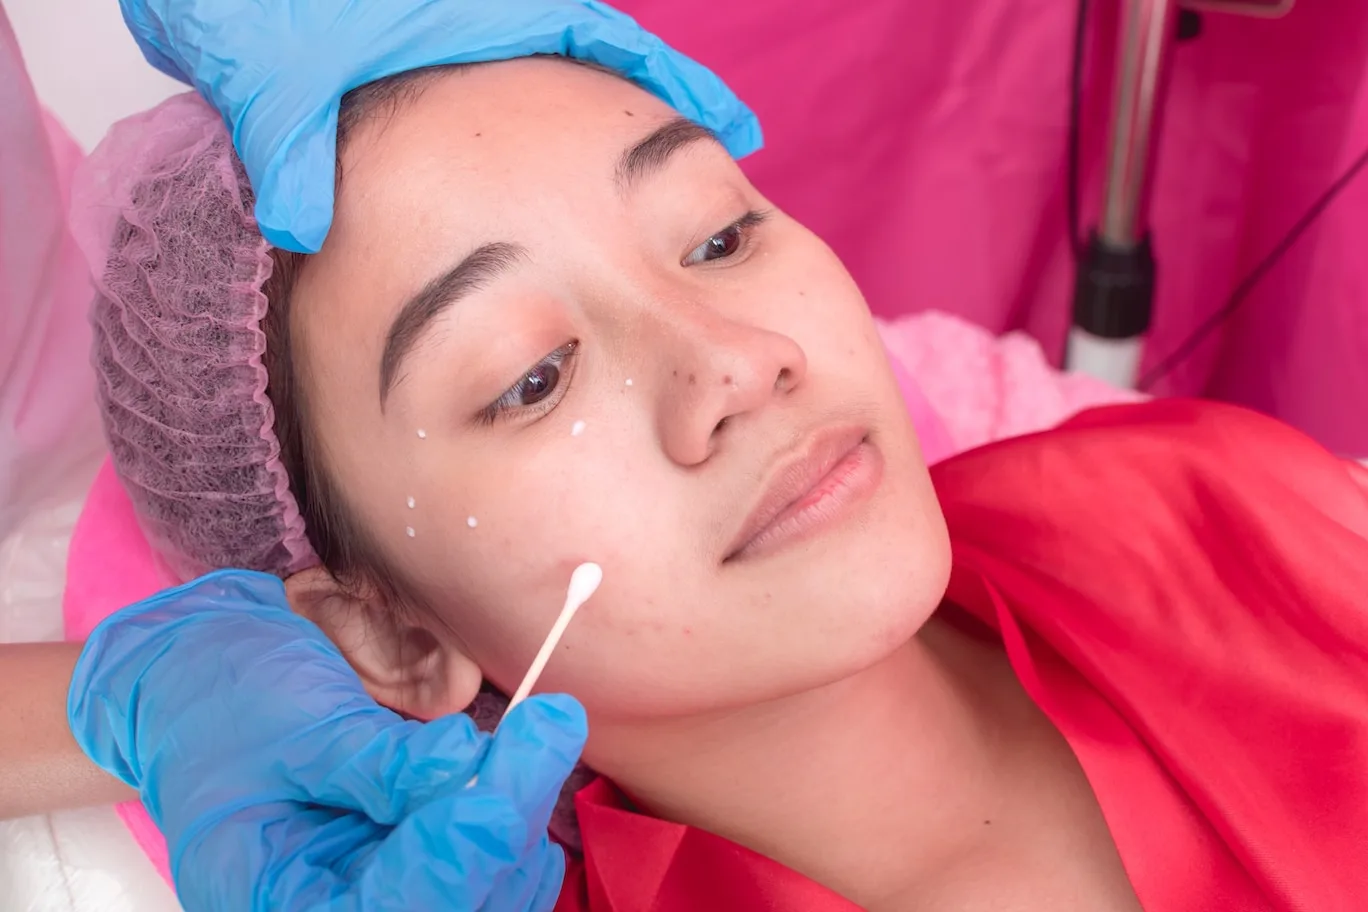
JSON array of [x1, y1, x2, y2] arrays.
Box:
[[614, 0, 1368, 456]]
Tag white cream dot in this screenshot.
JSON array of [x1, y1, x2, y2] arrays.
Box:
[[405, 526, 416, 538], [406, 496, 416, 509], [625, 378, 634, 387], [467, 516, 478, 528], [416, 429, 427, 439], [571, 420, 587, 437]]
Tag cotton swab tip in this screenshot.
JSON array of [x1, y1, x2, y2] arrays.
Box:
[[566, 561, 603, 608]]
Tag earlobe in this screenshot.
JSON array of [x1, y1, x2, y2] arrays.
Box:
[[284, 567, 484, 719]]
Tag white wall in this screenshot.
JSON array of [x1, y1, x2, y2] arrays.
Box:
[[6, 0, 182, 150]]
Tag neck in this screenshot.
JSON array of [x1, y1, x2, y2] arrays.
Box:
[[587, 618, 1031, 909]]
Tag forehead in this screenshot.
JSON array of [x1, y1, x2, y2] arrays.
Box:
[[315, 57, 732, 289], [333, 59, 679, 213]]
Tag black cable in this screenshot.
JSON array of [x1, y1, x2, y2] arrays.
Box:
[[1137, 141, 1368, 390], [1067, 0, 1089, 261]]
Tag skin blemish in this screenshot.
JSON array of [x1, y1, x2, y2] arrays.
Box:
[[416, 428, 427, 439], [625, 378, 633, 387], [467, 515, 478, 528], [721, 375, 732, 386], [688, 373, 696, 385], [624, 109, 635, 117], [571, 419, 587, 437], [474, 132, 482, 137], [406, 496, 416, 509], [405, 526, 416, 538]]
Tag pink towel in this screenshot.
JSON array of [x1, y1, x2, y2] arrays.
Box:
[[878, 312, 1145, 457]]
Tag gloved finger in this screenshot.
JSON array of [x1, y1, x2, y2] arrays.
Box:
[[294, 711, 491, 825], [530, 836, 570, 912], [343, 785, 558, 911], [248, 97, 341, 253], [487, 833, 569, 912], [476, 694, 588, 822]]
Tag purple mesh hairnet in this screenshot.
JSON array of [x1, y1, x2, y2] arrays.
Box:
[[70, 92, 589, 847], [71, 93, 317, 581]]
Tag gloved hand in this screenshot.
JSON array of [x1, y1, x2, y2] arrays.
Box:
[[69, 569, 587, 912], [119, 0, 762, 253]]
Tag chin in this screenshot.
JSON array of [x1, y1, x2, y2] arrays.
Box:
[[842, 493, 952, 647]]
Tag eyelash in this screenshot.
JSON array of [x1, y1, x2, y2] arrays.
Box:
[[477, 340, 580, 426]]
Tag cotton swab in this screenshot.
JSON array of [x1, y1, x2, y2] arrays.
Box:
[[467, 562, 602, 788], [504, 561, 602, 715]]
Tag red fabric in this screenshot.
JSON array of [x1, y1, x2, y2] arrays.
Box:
[[555, 399, 1368, 911]]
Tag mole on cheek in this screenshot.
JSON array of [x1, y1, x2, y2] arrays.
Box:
[[687, 374, 696, 385]]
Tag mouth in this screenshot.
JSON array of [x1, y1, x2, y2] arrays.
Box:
[[723, 425, 884, 563]]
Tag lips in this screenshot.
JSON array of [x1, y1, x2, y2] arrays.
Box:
[[723, 424, 876, 562]]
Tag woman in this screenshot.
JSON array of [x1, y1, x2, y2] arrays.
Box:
[[76, 55, 1368, 911]]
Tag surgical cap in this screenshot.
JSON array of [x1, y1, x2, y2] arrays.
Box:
[[73, 93, 317, 582]]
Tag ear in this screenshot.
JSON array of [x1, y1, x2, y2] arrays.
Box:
[[285, 566, 484, 721]]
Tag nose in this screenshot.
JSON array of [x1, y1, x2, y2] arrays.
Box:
[[654, 308, 808, 466]]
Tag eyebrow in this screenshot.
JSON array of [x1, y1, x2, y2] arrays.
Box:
[[616, 116, 722, 192], [378, 241, 529, 407]]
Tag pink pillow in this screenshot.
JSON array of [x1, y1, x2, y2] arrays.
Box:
[[63, 460, 176, 883]]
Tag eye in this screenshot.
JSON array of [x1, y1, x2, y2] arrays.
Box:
[[683, 210, 769, 266], [515, 360, 560, 406], [477, 341, 579, 425], [691, 225, 743, 262]]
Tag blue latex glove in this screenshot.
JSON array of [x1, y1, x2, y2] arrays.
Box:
[[120, 0, 762, 253], [69, 569, 588, 912]]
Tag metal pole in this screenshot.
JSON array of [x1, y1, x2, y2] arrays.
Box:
[[1101, 0, 1178, 247], [1066, 0, 1178, 388]]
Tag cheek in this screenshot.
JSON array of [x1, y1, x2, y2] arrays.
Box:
[[759, 237, 881, 355], [404, 453, 689, 695]]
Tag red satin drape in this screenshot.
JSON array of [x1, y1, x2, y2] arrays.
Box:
[[556, 400, 1368, 911]]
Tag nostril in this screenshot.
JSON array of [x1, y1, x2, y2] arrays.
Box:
[[774, 367, 793, 392], [714, 416, 729, 434]]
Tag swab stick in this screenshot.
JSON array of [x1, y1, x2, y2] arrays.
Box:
[[468, 562, 602, 788], [504, 562, 602, 716]]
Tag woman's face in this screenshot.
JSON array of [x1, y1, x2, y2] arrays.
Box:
[[289, 58, 950, 730]]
